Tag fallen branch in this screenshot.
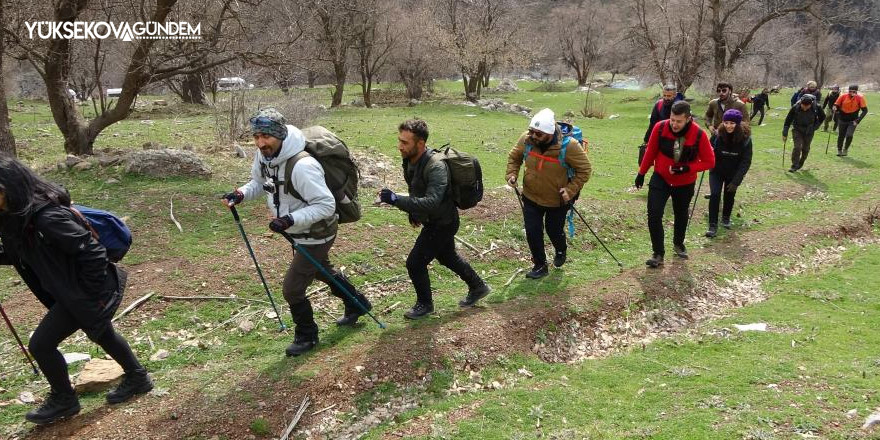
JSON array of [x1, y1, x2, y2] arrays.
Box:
[[503, 268, 524, 288], [170, 199, 183, 232], [382, 301, 401, 314], [158, 295, 271, 305], [310, 403, 336, 416], [479, 242, 498, 258], [454, 235, 480, 253], [280, 396, 310, 440], [112, 292, 155, 322]]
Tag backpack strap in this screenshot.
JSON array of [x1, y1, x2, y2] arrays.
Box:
[[67, 206, 99, 241], [558, 137, 574, 180], [283, 151, 311, 202]]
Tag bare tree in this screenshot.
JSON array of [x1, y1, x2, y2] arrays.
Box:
[[557, 3, 602, 87], [389, 7, 442, 101], [0, 0, 16, 156], [353, 1, 398, 108], [300, 0, 364, 108]]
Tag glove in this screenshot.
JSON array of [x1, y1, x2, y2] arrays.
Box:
[[379, 188, 398, 205], [408, 214, 421, 228], [670, 164, 690, 174], [269, 215, 294, 233], [634, 173, 645, 189], [507, 175, 517, 187], [222, 190, 244, 206], [726, 183, 738, 193]]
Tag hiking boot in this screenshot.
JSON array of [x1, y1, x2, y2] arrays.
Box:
[[836, 150, 843, 157], [25, 390, 80, 425], [525, 264, 549, 279], [705, 225, 717, 238], [553, 250, 567, 268], [721, 217, 732, 229], [285, 334, 318, 357], [841, 148, 848, 157], [645, 254, 663, 268], [788, 167, 797, 173], [403, 302, 434, 320], [336, 297, 372, 327], [673, 244, 689, 259], [106, 368, 153, 404], [459, 282, 491, 307]]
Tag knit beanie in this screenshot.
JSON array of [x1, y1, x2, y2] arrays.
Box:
[[529, 108, 556, 134], [249, 108, 288, 140], [722, 109, 743, 125]]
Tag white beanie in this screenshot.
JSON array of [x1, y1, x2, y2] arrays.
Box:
[[529, 108, 556, 134]]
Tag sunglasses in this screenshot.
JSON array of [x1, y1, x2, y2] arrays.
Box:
[[716, 88, 728, 93], [528, 129, 547, 136]]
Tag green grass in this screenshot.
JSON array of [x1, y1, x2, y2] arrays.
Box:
[[1, 80, 879, 437]]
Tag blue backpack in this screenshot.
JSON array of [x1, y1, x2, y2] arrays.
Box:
[[70, 205, 133, 262]]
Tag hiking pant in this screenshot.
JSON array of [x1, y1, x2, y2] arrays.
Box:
[[283, 237, 339, 338], [750, 107, 765, 125], [708, 172, 738, 226], [791, 130, 813, 168], [406, 217, 482, 306], [647, 173, 695, 257], [29, 304, 143, 394], [837, 119, 857, 152], [522, 196, 568, 267], [824, 111, 838, 131]]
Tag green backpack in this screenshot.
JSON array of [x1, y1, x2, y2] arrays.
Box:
[[281, 126, 362, 224], [433, 143, 484, 209]]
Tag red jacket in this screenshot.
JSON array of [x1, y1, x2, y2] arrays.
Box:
[[639, 120, 715, 187]]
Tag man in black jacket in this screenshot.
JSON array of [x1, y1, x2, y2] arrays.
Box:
[[783, 94, 825, 172], [822, 85, 840, 132], [640, 84, 678, 165], [750, 88, 770, 126], [379, 120, 490, 319]]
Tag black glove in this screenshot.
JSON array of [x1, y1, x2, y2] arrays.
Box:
[[634, 173, 645, 189], [269, 215, 294, 233], [379, 188, 398, 205], [670, 164, 690, 174], [223, 190, 244, 206], [726, 183, 738, 193]]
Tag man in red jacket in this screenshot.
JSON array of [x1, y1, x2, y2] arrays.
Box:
[[634, 101, 716, 268]]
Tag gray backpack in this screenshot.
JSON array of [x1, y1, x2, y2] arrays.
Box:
[[282, 126, 361, 224]]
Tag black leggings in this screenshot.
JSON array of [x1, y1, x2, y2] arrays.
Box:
[[522, 196, 569, 266], [708, 172, 737, 226], [29, 304, 142, 394], [647, 173, 695, 256]]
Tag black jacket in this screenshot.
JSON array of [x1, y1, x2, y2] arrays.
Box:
[[395, 150, 456, 225], [752, 93, 769, 110], [644, 99, 674, 143], [822, 91, 840, 110], [783, 104, 825, 136], [0, 204, 124, 338], [711, 135, 753, 186]]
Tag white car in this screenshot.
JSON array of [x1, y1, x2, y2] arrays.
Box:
[[217, 77, 252, 91], [106, 88, 123, 98]]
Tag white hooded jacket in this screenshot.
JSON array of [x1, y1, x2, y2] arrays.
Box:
[[237, 125, 337, 244]]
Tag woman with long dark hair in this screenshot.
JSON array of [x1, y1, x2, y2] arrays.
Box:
[[0, 155, 152, 425], [706, 109, 753, 237]]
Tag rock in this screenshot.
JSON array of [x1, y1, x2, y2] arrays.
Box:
[[105, 178, 120, 184], [238, 320, 255, 333], [355, 365, 365, 373], [62, 352, 92, 364], [74, 359, 124, 393], [72, 161, 93, 171], [11, 279, 21, 286], [65, 155, 83, 168], [350, 98, 365, 107], [153, 100, 168, 106], [360, 175, 382, 189], [125, 149, 211, 178], [733, 323, 767, 332], [141, 141, 161, 150], [98, 156, 121, 167], [494, 78, 519, 92], [863, 410, 880, 430], [234, 144, 247, 158], [18, 391, 35, 404], [150, 349, 170, 361], [408, 99, 421, 106], [564, 110, 576, 118]]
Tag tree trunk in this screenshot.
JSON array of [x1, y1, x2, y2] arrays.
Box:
[[330, 61, 346, 108], [307, 70, 316, 88], [0, 0, 16, 157], [481, 69, 490, 88], [576, 66, 588, 87], [180, 73, 208, 105], [360, 70, 372, 108]]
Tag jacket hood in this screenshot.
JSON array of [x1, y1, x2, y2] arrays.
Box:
[[261, 125, 306, 167]]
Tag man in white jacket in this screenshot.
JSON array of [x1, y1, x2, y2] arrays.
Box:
[[223, 109, 370, 356]]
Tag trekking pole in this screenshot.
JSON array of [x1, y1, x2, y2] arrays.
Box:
[[825, 130, 832, 155], [511, 184, 525, 211], [0, 303, 40, 375], [686, 171, 706, 237], [781, 137, 787, 167], [277, 231, 386, 329], [228, 206, 286, 330], [569, 204, 624, 267]]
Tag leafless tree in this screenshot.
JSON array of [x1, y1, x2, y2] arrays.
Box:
[[353, 1, 398, 108], [557, 3, 602, 87], [299, 0, 365, 108], [0, 0, 15, 156]]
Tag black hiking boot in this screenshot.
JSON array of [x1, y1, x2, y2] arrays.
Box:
[[788, 167, 797, 173], [673, 244, 689, 259], [842, 148, 848, 157], [25, 390, 80, 425], [553, 250, 567, 268], [705, 225, 717, 238], [459, 282, 491, 307], [106, 368, 153, 404], [721, 217, 732, 229], [645, 254, 663, 268], [837, 149, 843, 156], [525, 264, 549, 279], [285, 333, 318, 357], [336, 296, 372, 327], [404, 302, 434, 320]]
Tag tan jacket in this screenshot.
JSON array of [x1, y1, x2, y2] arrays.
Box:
[[705, 96, 749, 132], [506, 127, 592, 208]]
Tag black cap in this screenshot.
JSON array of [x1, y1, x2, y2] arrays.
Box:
[[800, 94, 815, 103], [849, 84, 859, 91]]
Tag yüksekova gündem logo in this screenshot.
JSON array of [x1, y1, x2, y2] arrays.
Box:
[[25, 21, 201, 41]]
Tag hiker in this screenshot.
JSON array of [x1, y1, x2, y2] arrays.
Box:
[[822, 85, 840, 132], [791, 80, 822, 107], [222, 108, 371, 356], [783, 93, 825, 171], [640, 84, 679, 165], [832, 84, 869, 157], [634, 101, 715, 268], [379, 119, 490, 319], [0, 156, 152, 425], [750, 88, 770, 126], [706, 109, 752, 238], [705, 82, 749, 139], [506, 108, 592, 279]]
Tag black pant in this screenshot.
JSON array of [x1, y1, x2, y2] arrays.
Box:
[[837, 120, 857, 151], [406, 217, 481, 305], [708, 172, 737, 226], [750, 107, 765, 125], [522, 196, 568, 266], [647, 173, 695, 256], [791, 130, 813, 168], [29, 304, 142, 394]]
